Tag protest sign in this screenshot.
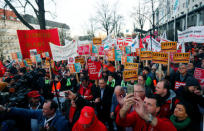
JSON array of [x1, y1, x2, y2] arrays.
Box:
[[92, 45, 98, 54], [30, 55, 36, 63], [115, 50, 122, 61], [50, 42, 78, 61], [25, 58, 32, 65], [174, 81, 186, 90], [11, 53, 18, 61], [75, 56, 85, 65], [152, 52, 168, 65], [93, 38, 102, 45], [77, 45, 90, 55], [173, 53, 190, 63], [17, 28, 60, 58], [194, 68, 204, 89], [123, 70, 138, 81], [68, 57, 75, 64], [108, 49, 115, 61], [127, 56, 134, 63], [23, 60, 28, 66], [161, 42, 177, 52], [68, 64, 76, 73], [74, 63, 82, 73], [16, 52, 23, 59], [124, 63, 139, 70], [140, 51, 152, 61], [121, 55, 127, 65], [87, 61, 102, 80], [35, 54, 42, 63], [98, 46, 104, 55], [125, 46, 131, 54]]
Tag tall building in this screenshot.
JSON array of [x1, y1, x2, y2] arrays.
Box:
[[0, 9, 70, 60], [154, 0, 204, 40]]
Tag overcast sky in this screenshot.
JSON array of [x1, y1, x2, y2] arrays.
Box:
[[50, 0, 151, 37]]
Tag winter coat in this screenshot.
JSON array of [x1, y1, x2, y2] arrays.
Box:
[[116, 111, 177, 131], [8, 107, 70, 131]]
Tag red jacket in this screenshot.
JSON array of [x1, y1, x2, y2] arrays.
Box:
[[78, 82, 94, 101], [116, 111, 177, 131], [72, 116, 107, 131]]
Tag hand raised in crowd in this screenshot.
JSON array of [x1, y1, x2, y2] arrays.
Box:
[[94, 97, 100, 103], [133, 96, 149, 120], [119, 93, 136, 119], [64, 90, 76, 100]]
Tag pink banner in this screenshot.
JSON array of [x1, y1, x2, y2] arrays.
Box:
[[194, 68, 204, 89]]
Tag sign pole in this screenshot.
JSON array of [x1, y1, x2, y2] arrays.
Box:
[[167, 52, 170, 76], [159, 64, 162, 81]]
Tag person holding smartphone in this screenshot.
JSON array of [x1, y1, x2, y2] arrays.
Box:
[[116, 94, 177, 131]]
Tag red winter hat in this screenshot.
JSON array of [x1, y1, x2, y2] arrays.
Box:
[[27, 91, 41, 98], [78, 106, 95, 125]]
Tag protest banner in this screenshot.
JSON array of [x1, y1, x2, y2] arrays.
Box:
[[140, 51, 152, 61], [17, 28, 60, 58], [161, 42, 177, 52], [98, 46, 104, 55], [123, 70, 138, 81], [115, 50, 122, 61], [74, 63, 82, 73], [121, 55, 127, 65], [127, 56, 134, 63], [75, 56, 85, 65], [42, 60, 50, 68], [50, 42, 78, 61], [93, 38, 102, 45], [152, 52, 168, 65], [107, 49, 115, 61], [178, 26, 204, 43], [68, 64, 76, 74], [87, 61, 102, 80], [173, 53, 190, 63], [124, 63, 139, 70], [125, 46, 131, 54], [194, 68, 204, 89]]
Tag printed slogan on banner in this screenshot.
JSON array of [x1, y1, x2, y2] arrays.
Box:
[[173, 53, 190, 63], [161, 42, 177, 52], [152, 52, 168, 65]]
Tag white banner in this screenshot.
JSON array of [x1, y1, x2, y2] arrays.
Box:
[[146, 38, 161, 52], [50, 42, 78, 61], [178, 26, 204, 43]]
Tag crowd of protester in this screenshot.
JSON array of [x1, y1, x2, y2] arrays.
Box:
[[0, 44, 203, 131]]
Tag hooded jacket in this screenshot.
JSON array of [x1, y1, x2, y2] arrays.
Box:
[[159, 90, 179, 118]]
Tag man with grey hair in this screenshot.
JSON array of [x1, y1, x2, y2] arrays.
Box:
[[172, 64, 193, 90]]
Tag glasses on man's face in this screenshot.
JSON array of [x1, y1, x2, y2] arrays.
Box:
[[134, 90, 144, 93], [99, 83, 105, 85]]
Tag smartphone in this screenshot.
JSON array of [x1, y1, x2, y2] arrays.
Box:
[[59, 92, 65, 97], [126, 84, 134, 95]]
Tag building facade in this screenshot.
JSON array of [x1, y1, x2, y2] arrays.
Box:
[[0, 9, 70, 60], [154, 0, 204, 41]]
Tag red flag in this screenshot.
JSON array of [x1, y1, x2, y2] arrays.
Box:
[[139, 37, 144, 48], [0, 61, 5, 77]]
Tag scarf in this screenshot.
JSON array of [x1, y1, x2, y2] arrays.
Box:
[[107, 79, 115, 88], [170, 115, 191, 130], [66, 78, 71, 86]]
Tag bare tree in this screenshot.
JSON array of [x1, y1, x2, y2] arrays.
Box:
[[131, 1, 147, 31], [3, 0, 56, 29], [94, 2, 123, 36]]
